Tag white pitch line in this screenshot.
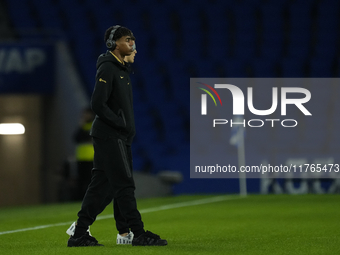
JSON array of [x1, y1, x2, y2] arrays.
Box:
[[0, 195, 244, 236], [0, 221, 75, 235]]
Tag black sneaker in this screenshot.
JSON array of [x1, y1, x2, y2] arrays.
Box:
[[67, 232, 104, 247], [132, 231, 167, 246]]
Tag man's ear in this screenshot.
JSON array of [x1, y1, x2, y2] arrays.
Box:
[[115, 39, 121, 50]]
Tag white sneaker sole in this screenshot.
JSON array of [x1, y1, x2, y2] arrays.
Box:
[[66, 222, 91, 236], [117, 232, 134, 245]]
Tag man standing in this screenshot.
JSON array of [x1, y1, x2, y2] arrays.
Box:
[[66, 43, 138, 245], [67, 25, 167, 247]]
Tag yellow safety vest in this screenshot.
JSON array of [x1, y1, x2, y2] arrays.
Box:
[[75, 123, 94, 161]]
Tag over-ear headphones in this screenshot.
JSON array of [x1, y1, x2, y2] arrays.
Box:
[[106, 25, 121, 49]]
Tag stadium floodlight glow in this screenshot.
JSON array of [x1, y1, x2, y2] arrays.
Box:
[[0, 123, 25, 135]]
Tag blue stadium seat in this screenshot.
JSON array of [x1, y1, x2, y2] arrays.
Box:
[[261, 4, 284, 53], [91, 4, 119, 36], [232, 2, 256, 24], [156, 100, 180, 117], [31, 0, 63, 31], [314, 43, 337, 59], [194, 60, 219, 77], [120, 5, 145, 32], [140, 71, 168, 106], [262, 24, 284, 41], [234, 45, 256, 62], [260, 43, 283, 60], [316, 14, 339, 33], [131, 153, 146, 172], [289, 0, 314, 28], [180, 29, 204, 60], [161, 120, 187, 150], [224, 59, 248, 77], [316, 25, 338, 42], [177, 4, 201, 32], [281, 58, 306, 77], [154, 34, 176, 62], [135, 122, 159, 146], [289, 29, 312, 47], [252, 58, 277, 77], [83, 0, 107, 9], [164, 61, 191, 111], [261, 2, 285, 19], [205, 4, 229, 33], [309, 57, 334, 77], [7, 0, 38, 30], [205, 31, 230, 62], [242, 0, 262, 7], [148, 4, 172, 32], [287, 44, 311, 60], [144, 143, 170, 173], [317, 0, 340, 18]]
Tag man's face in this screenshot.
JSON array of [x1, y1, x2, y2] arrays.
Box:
[[124, 50, 137, 63], [124, 42, 137, 63], [115, 36, 134, 56]]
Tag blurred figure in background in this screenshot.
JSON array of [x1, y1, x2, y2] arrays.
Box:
[[73, 108, 95, 200]]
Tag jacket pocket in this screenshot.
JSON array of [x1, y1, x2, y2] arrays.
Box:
[[118, 109, 126, 127], [118, 139, 132, 178], [90, 128, 110, 140]]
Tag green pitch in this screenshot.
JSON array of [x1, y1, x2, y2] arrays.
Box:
[[0, 194, 339, 255]]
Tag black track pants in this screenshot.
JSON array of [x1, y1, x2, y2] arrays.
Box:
[[77, 134, 144, 236]]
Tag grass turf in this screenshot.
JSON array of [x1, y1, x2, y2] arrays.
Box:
[[0, 194, 339, 255]]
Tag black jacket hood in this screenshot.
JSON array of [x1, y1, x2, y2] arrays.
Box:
[[96, 51, 131, 72]]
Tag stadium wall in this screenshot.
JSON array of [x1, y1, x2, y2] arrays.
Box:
[[0, 41, 88, 206]]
